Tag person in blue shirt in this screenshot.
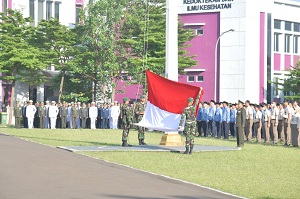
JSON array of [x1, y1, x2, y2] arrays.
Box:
[[208, 100, 216, 137], [101, 104, 109, 129], [196, 103, 203, 137], [197, 102, 209, 137], [214, 102, 223, 138], [230, 104, 237, 137], [259, 104, 265, 140], [222, 101, 231, 139]]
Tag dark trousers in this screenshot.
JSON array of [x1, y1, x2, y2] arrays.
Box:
[[215, 122, 222, 138], [86, 118, 91, 128], [102, 118, 108, 129], [61, 116, 67, 128], [72, 117, 77, 129], [201, 121, 208, 137], [56, 116, 61, 128], [96, 118, 101, 128], [223, 122, 230, 139], [34, 117, 39, 128], [39, 117, 45, 129], [208, 120, 214, 137], [81, 117, 87, 129], [15, 117, 21, 128], [23, 116, 28, 128], [236, 125, 244, 147], [197, 121, 202, 137], [230, 122, 236, 137]]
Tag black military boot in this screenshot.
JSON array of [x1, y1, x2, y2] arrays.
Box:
[[123, 140, 129, 147], [141, 139, 147, 145], [189, 145, 194, 154], [183, 146, 189, 154], [122, 141, 125, 147], [139, 139, 142, 145]]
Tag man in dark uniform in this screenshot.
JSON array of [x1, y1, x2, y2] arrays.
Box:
[[22, 101, 28, 128], [97, 103, 102, 129], [178, 88, 202, 154], [56, 102, 61, 128], [135, 95, 147, 145], [71, 103, 79, 129], [60, 102, 68, 129], [236, 100, 246, 147], [38, 102, 46, 129], [80, 103, 88, 129], [121, 98, 132, 147], [14, 101, 22, 128], [101, 104, 109, 129], [34, 102, 40, 128]]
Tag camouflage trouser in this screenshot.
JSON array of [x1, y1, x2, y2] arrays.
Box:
[[122, 123, 131, 141], [183, 122, 196, 147], [138, 115, 145, 139]]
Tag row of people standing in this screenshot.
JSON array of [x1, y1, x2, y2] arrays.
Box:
[[197, 99, 300, 147]]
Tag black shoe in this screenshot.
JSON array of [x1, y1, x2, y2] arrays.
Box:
[[141, 139, 147, 145], [189, 145, 194, 154], [183, 147, 189, 154], [123, 141, 129, 147], [138, 139, 142, 145]]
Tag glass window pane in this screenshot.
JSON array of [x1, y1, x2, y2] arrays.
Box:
[[188, 76, 195, 82], [55, 3, 60, 20], [274, 20, 281, 29], [29, 0, 35, 23], [294, 23, 300, 32], [46, 1, 52, 20], [285, 21, 292, 31], [38, 0, 44, 21], [197, 76, 204, 82]]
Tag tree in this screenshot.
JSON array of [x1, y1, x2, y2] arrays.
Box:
[[274, 61, 300, 101], [0, 9, 45, 124], [35, 19, 77, 103]]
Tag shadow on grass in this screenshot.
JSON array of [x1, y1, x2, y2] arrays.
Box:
[[16, 135, 120, 146]]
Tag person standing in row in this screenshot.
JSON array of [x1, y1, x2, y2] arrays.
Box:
[[38, 102, 47, 129], [111, 101, 120, 129], [71, 103, 79, 129], [44, 101, 50, 128], [283, 100, 292, 146], [26, 100, 36, 129], [245, 100, 253, 142], [230, 104, 237, 137], [278, 103, 285, 142], [253, 105, 262, 143], [270, 101, 279, 144], [60, 102, 68, 129], [101, 104, 109, 129], [34, 102, 40, 128], [291, 102, 300, 147], [214, 102, 223, 138], [14, 101, 22, 128], [48, 101, 59, 129], [262, 103, 271, 143], [121, 98, 132, 147], [22, 101, 28, 128], [89, 102, 98, 129], [207, 100, 216, 137], [135, 95, 147, 145], [222, 101, 230, 139], [80, 103, 88, 129], [236, 100, 246, 147]]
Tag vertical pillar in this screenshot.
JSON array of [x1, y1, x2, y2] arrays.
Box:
[[37, 84, 45, 102], [165, 0, 178, 82]]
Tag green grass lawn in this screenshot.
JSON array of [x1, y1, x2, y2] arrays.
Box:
[[2, 127, 300, 199]]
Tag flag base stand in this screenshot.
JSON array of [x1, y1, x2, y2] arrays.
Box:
[[159, 134, 183, 146]]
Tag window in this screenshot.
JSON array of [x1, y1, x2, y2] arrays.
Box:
[[196, 29, 204, 36], [187, 76, 195, 82], [274, 33, 280, 52], [54, 2, 60, 20], [76, 5, 82, 23], [294, 36, 299, 54], [38, 0, 44, 21], [196, 76, 204, 82], [3, 0, 8, 12], [29, 0, 35, 23], [46, 1, 52, 20], [294, 23, 300, 32], [285, 21, 292, 31], [274, 20, 281, 29], [285, 34, 291, 53]]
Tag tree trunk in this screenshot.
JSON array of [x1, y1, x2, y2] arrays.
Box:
[[58, 70, 65, 104], [8, 80, 15, 125], [93, 80, 97, 102], [111, 86, 116, 103]]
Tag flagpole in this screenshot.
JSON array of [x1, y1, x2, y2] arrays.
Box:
[[160, 0, 183, 146]]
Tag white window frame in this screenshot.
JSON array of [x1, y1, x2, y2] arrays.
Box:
[[187, 76, 195, 82], [196, 75, 204, 82]]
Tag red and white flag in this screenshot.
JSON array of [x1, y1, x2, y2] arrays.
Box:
[[137, 70, 203, 132]]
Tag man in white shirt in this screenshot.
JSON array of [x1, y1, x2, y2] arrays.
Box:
[[26, 100, 36, 129], [283, 100, 292, 146], [270, 101, 279, 144], [262, 103, 271, 143], [253, 105, 262, 142], [278, 103, 285, 142], [89, 102, 98, 129], [291, 101, 300, 147], [244, 100, 253, 142], [48, 101, 59, 129], [111, 101, 120, 129]]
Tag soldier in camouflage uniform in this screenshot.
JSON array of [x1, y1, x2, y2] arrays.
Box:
[[121, 97, 132, 147], [38, 102, 47, 129], [135, 95, 147, 145], [179, 88, 202, 154], [14, 101, 22, 128]]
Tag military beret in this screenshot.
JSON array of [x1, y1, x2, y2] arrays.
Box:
[[238, 100, 244, 104], [188, 97, 194, 103], [123, 97, 129, 102]]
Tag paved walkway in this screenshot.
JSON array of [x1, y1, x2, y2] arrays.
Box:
[[0, 134, 243, 199]]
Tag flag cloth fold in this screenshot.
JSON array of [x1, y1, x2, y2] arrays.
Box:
[[136, 70, 203, 132]]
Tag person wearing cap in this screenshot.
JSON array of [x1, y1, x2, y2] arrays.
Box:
[[44, 101, 50, 128], [13, 101, 22, 128], [230, 104, 237, 137], [208, 100, 216, 137], [89, 102, 98, 129], [121, 97, 132, 147], [48, 101, 59, 129], [79, 103, 88, 129], [244, 100, 253, 142], [60, 102, 68, 129], [135, 95, 147, 145], [283, 100, 292, 146], [178, 88, 203, 154], [38, 102, 47, 129], [236, 100, 246, 147], [214, 102, 223, 138], [71, 102, 79, 129], [26, 100, 37, 129], [110, 101, 120, 129], [222, 101, 230, 139]]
